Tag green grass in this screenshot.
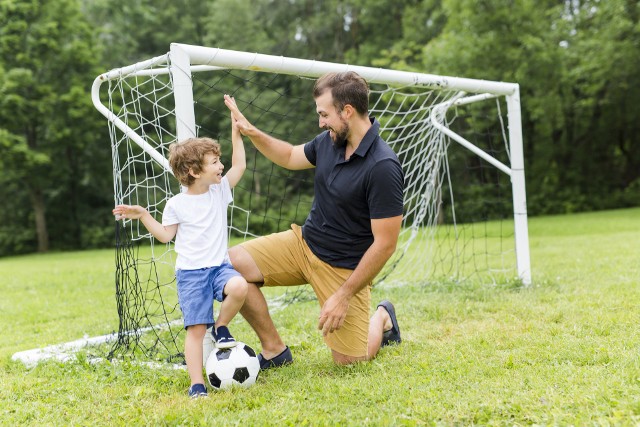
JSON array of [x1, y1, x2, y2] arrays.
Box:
[[1, 208, 639, 425]]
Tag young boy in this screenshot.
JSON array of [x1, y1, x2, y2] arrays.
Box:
[[112, 95, 248, 398]]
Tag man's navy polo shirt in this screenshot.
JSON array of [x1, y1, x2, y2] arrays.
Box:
[[302, 118, 404, 270]]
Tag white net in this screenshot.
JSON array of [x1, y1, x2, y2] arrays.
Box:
[[98, 52, 520, 362]]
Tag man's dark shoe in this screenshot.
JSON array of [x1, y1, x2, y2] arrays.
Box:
[[377, 300, 401, 347], [257, 346, 293, 370]]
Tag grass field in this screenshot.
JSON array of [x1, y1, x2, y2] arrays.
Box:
[[1, 208, 639, 425]]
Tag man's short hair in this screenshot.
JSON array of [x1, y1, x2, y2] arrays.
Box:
[[313, 71, 369, 116], [169, 137, 221, 186]]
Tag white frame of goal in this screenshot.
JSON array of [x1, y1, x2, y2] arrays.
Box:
[[91, 43, 531, 285]]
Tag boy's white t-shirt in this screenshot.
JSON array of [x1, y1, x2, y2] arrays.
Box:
[[162, 176, 233, 270]]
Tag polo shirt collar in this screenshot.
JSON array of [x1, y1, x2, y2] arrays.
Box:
[[352, 117, 379, 158]]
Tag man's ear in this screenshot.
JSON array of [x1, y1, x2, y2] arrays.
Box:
[[342, 104, 355, 119]]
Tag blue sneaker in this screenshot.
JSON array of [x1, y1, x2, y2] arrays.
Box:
[[378, 300, 401, 347], [257, 346, 293, 370], [213, 325, 237, 349], [188, 383, 208, 399]]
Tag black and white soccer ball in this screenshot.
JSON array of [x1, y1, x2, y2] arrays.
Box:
[[205, 342, 260, 390]]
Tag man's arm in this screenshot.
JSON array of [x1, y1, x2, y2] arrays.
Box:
[[224, 94, 312, 170], [112, 205, 178, 243], [318, 215, 402, 336], [224, 97, 247, 188]]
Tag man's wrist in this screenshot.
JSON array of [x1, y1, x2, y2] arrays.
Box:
[[336, 283, 356, 300], [247, 125, 262, 139]]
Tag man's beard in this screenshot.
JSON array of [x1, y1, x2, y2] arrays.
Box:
[[329, 120, 349, 149]]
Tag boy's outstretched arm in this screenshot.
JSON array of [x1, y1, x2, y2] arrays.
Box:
[[224, 95, 247, 188], [112, 205, 177, 243]]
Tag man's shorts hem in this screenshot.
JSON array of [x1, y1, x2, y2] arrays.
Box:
[[324, 340, 368, 358]]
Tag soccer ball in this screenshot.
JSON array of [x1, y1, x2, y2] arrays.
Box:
[[205, 342, 260, 390]]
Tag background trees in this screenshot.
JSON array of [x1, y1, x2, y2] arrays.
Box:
[[0, 0, 107, 254], [0, 0, 637, 256], [384, 0, 640, 214]]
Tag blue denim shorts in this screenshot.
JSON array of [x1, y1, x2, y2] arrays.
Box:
[[175, 263, 241, 329]]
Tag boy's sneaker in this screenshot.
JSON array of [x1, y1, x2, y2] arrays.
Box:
[[213, 325, 237, 349], [188, 383, 208, 399]]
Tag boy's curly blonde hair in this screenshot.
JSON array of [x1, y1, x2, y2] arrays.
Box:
[[169, 137, 221, 186]]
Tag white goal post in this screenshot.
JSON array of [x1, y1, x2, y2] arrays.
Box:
[[93, 43, 531, 283], [86, 43, 531, 363], [12, 43, 532, 367]]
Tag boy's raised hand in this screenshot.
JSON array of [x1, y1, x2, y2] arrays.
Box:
[[225, 94, 247, 189], [224, 94, 253, 136]]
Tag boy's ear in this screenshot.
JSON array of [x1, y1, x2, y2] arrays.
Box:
[[188, 168, 200, 179]]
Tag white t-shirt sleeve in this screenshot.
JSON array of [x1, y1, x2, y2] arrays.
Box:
[[162, 196, 180, 226]]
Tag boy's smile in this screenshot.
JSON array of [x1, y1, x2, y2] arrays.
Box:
[[201, 153, 224, 185]]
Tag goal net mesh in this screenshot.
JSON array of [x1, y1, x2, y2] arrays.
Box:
[[102, 54, 517, 362]]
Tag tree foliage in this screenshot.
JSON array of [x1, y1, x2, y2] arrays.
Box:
[[0, 0, 108, 254], [386, 0, 640, 214], [0, 0, 638, 256]]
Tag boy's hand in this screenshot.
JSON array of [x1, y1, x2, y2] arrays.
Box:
[[225, 94, 247, 189], [224, 94, 254, 136], [113, 204, 147, 220], [229, 97, 241, 138]]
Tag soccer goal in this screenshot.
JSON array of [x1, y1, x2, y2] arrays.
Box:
[[90, 43, 530, 363]]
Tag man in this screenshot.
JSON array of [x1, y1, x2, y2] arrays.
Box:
[[224, 71, 403, 367]]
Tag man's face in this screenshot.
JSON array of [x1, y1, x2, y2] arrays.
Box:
[[315, 91, 349, 148]]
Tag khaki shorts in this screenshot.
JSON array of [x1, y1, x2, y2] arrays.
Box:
[[239, 224, 371, 358]]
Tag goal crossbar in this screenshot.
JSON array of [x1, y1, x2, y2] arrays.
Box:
[[174, 44, 519, 95], [93, 44, 519, 96]]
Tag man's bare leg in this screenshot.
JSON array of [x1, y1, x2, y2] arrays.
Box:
[[229, 245, 287, 359], [367, 305, 393, 359], [240, 282, 288, 359]]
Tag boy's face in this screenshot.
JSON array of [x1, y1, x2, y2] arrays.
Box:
[[196, 152, 224, 185]]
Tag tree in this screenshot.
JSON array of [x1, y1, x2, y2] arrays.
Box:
[[379, 0, 640, 214], [0, 0, 107, 253], [84, 0, 211, 68], [552, 0, 640, 210]]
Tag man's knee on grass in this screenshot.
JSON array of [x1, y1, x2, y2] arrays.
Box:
[[331, 349, 369, 365]]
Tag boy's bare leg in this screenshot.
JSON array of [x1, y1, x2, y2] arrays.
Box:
[[215, 276, 248, 328], [184, 324, 207, 385]]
